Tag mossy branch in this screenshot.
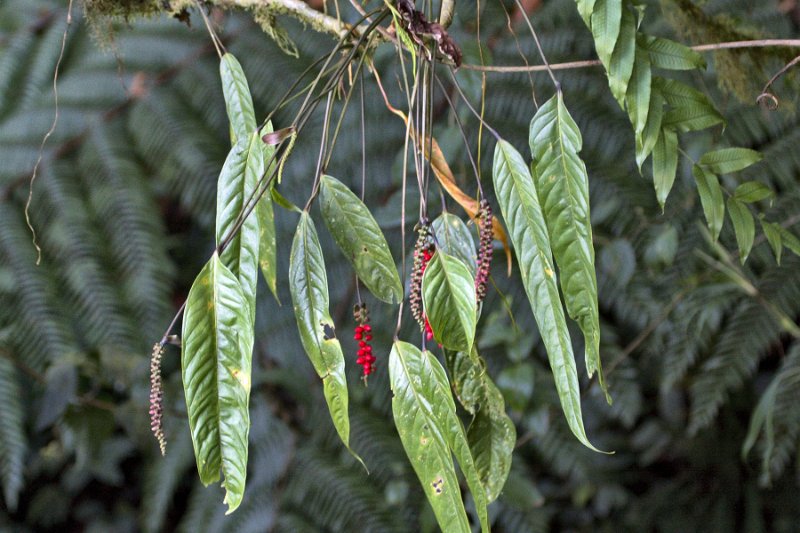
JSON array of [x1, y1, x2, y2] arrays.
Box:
[[85, 0, 371, 40]]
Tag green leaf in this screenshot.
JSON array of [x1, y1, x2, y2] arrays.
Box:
[[257, 122, 279, 302], [318, 175, 403, 304], [651, 127, 678, 210], [591, 0, 622, 69], [727, 197, 755, 264], [216, 133, 262, 322], [626, 46, 652, 137], [606, 7, 636, 106], [529, 94, 607, 402], [779, 227, 800, 257], [692, 165, 725, 242], [699, 148, 763, 175], [663, 104, 725, 132], [220, 53, 257, 144], [636, 87, 664, 170], [639, 35, 706, 70], [576, 0, 596, 25], [759, 220, 782, 265], [492, 138, 603, 452], [734, 181, 774, 204], [271, 188, 301, 213], [446, 347, 516, 503], [289, 212, 353, 453], [655, 78, 724, 132], [422, 251, 477, 352], [389, 342, 488, 533], [181, 253, 254, 514], [432, 213, 478, 278]]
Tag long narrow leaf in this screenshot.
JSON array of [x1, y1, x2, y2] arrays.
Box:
[[319, 175, 403, 304], [289, 212, 353, 454], [220, 53, 257, 143], [529, 94, 608, 402], [181, 253, 253, 514], [389, 341, 487, 533], [492, 138, 603, 451], [257, 122, 279, 302], [216, 133, 262, 321]]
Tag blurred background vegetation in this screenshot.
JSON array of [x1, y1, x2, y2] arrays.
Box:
[[1, 0, 800, 531]]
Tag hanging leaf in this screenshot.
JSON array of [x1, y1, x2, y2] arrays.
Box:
[[655, 78, 724, 132], [735, 181, 774, 204], [727, 197, 755, 264], [529, 94, 608, 402], [639, 35, 706, 70], [652, 127, 679, 210], [216, 133, 262, 322], [220, 53, 257, 144], [389, 342, 489, 533], [318, 175, 403, 304], [271, 188, 301, 213], [692, 165, 725, 242], [590, 0, 622, 69], [492, 138, 604, 452], [181, 253, 254, 514], [626, 47, 652, 137], [606, 7, 636, 106], [778, 227, 800, 257], [635, 87, 664, 170], [446, 347, 516, 503], [257, 122, 279, 302], [576, 0, 596, 25], [759, 219, 782, 265], [289, 212, 353, 454], [422, 251, 477, 352], [662, 103, 725, 132], [699, 148, 763, 175], [432, 213, 478, 278]]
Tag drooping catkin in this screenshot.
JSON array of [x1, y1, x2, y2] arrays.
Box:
[[409, 223, 433, 328], [149, 342, 166, 456], [475, 199, 493, 302]]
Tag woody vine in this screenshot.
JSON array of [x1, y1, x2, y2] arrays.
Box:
[[66, 0, 800, 530]]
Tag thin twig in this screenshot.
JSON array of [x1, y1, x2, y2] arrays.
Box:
[[512, 0, 558, 90], [25, 0, 74, 265], [758, 54, 800, 109], [461, 39, 800, 73]]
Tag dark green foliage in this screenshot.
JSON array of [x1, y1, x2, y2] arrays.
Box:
[[1, 0, 800, 531]]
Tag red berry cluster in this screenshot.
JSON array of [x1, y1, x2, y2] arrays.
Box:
[[475, 198, 493, 302], [353, 303, 375, 378]]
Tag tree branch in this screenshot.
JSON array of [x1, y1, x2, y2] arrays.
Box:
[[170, 0, 369, 39], [461, 39, 800, 73]]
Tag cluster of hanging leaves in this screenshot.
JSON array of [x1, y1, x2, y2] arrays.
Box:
[[170, 1, 800, 529], [575, 0, 798, 264]]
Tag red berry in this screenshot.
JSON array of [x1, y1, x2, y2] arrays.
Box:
[[365, 334, 373, 341], [363, 324, 371, 332]]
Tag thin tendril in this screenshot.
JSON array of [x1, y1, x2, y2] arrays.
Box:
[[25, 0, 74, 266]]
